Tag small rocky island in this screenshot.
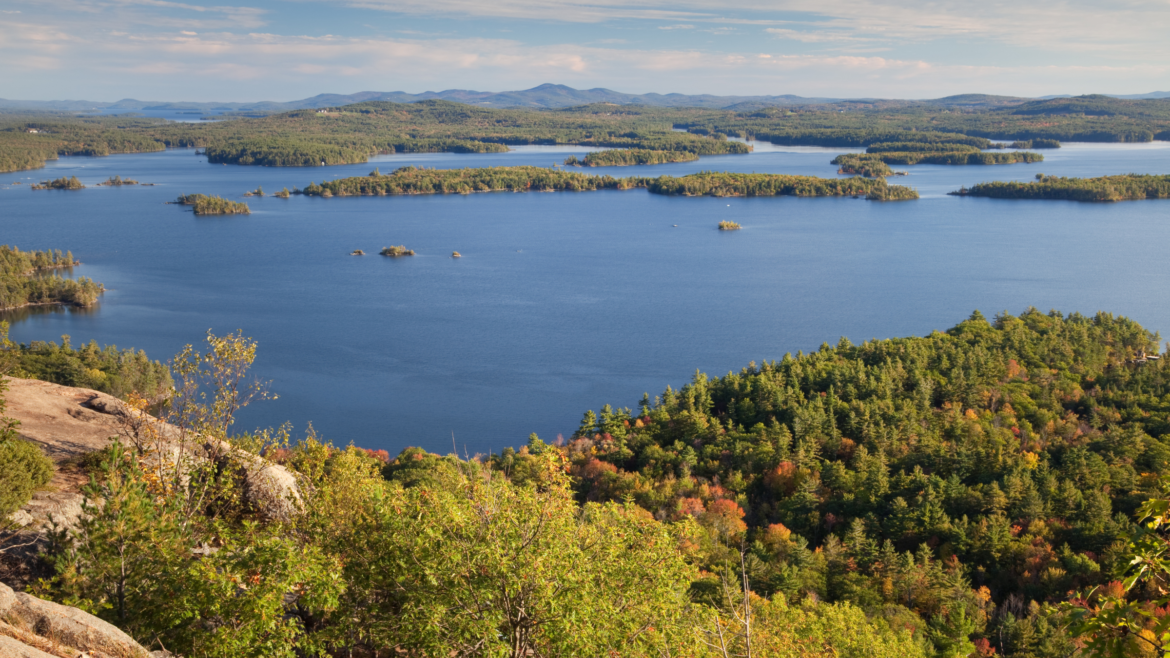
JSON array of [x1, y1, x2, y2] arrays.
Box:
[[96, 175, 138, 186], [172, 194, 251, 215], [380, 245, 416, 257], [31, 176, 84, 190]]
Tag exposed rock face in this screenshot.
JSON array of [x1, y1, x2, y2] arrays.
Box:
[[0, 582, 155, 658], [4, 377, 303, 536]]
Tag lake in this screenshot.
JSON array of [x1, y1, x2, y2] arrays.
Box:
[[3, 142, 1170, 456]]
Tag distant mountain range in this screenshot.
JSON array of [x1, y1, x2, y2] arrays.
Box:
[[2, 83, 1169, 113]]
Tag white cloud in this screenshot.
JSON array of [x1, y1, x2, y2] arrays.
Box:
[[321, 0, 1170, 59], [24, 0, 268, 29], [2, 18, 1168, 101], [657, 24, 694, 30], [765, 28, 859, 43]]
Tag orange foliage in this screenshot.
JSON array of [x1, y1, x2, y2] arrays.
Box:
[[764, 461, 798, 494], [362, 448, 390, 463], [702, 499, 747, 538], [578, 457, 618, 480], [674, 497, 705, 520]]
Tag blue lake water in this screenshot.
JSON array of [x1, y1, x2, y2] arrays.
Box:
[[3, 142, 1170, 455]]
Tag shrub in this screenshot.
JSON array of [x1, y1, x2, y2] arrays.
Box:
[[0, 437, 53, 524]]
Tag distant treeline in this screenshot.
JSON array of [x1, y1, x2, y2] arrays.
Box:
[[300, 166, 917, 201], [678, 95, 1170, 146], [0, 116, 166, 173], [866, 142, 982, 154], [736, 130, 996, 149], [1009, 139, 1061, 149], [565, 149, 700, 167], [0, 245, 102, 310], [951, 174, 1170, 202]]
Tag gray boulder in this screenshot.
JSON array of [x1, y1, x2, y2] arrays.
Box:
[[0, 582, 150, 658], [0, 634, 59, 658]]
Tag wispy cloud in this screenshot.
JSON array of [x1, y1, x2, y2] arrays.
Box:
[[3, 0, 1168, 100], [3, 18, 1168, 101], [322, 0, 1170, 59]]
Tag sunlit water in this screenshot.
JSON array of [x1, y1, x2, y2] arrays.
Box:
[[3, 142, 1170, 455]]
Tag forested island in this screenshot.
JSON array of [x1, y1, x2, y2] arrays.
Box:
[[30, 175, 84, 190], [301, 166, 637, 196], [172, 194, 251, 215], [833, 150, 1042, 177], [951, 173, 1170, 201], [0, 245, 102, 310], [648, 171, 918, 200], [301, 166, 919, 200], [2, 94, 1162, 173], [564, 149, 700, 166], [6, 309, 1170, 657]]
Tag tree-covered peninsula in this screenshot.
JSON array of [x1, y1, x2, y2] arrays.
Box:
[[951, 174, 1170, 201], [0, 245, 102, 310], [300, 166, 918, 200], [564, 149, 700, 166]]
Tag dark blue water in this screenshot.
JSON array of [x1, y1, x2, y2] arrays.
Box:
[[3, 142, 1170, 455]]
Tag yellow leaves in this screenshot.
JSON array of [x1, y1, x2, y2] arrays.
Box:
[[1022, 451, 1040, 470], [964, 408, 979, 420]]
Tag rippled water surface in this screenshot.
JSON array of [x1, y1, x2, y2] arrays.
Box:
[[3, 142, 1170, 454]]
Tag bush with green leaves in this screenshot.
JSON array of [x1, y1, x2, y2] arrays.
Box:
[[0, 376, 53, 536]]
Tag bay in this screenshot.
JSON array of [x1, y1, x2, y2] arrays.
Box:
[[3, 141, 1169, 455]]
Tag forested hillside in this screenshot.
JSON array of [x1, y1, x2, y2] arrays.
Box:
[[507, 308, 1167, 656], [2, 94, 1167, 173], [8, 310, 1170, 656]]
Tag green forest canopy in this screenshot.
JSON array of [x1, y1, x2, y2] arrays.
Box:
[[300, 166, 918, 200], [0, 245, 102, 310], [952, 174, 1170, 202]]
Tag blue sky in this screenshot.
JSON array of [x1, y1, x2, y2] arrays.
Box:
[[1, 0, 1168, 101]]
